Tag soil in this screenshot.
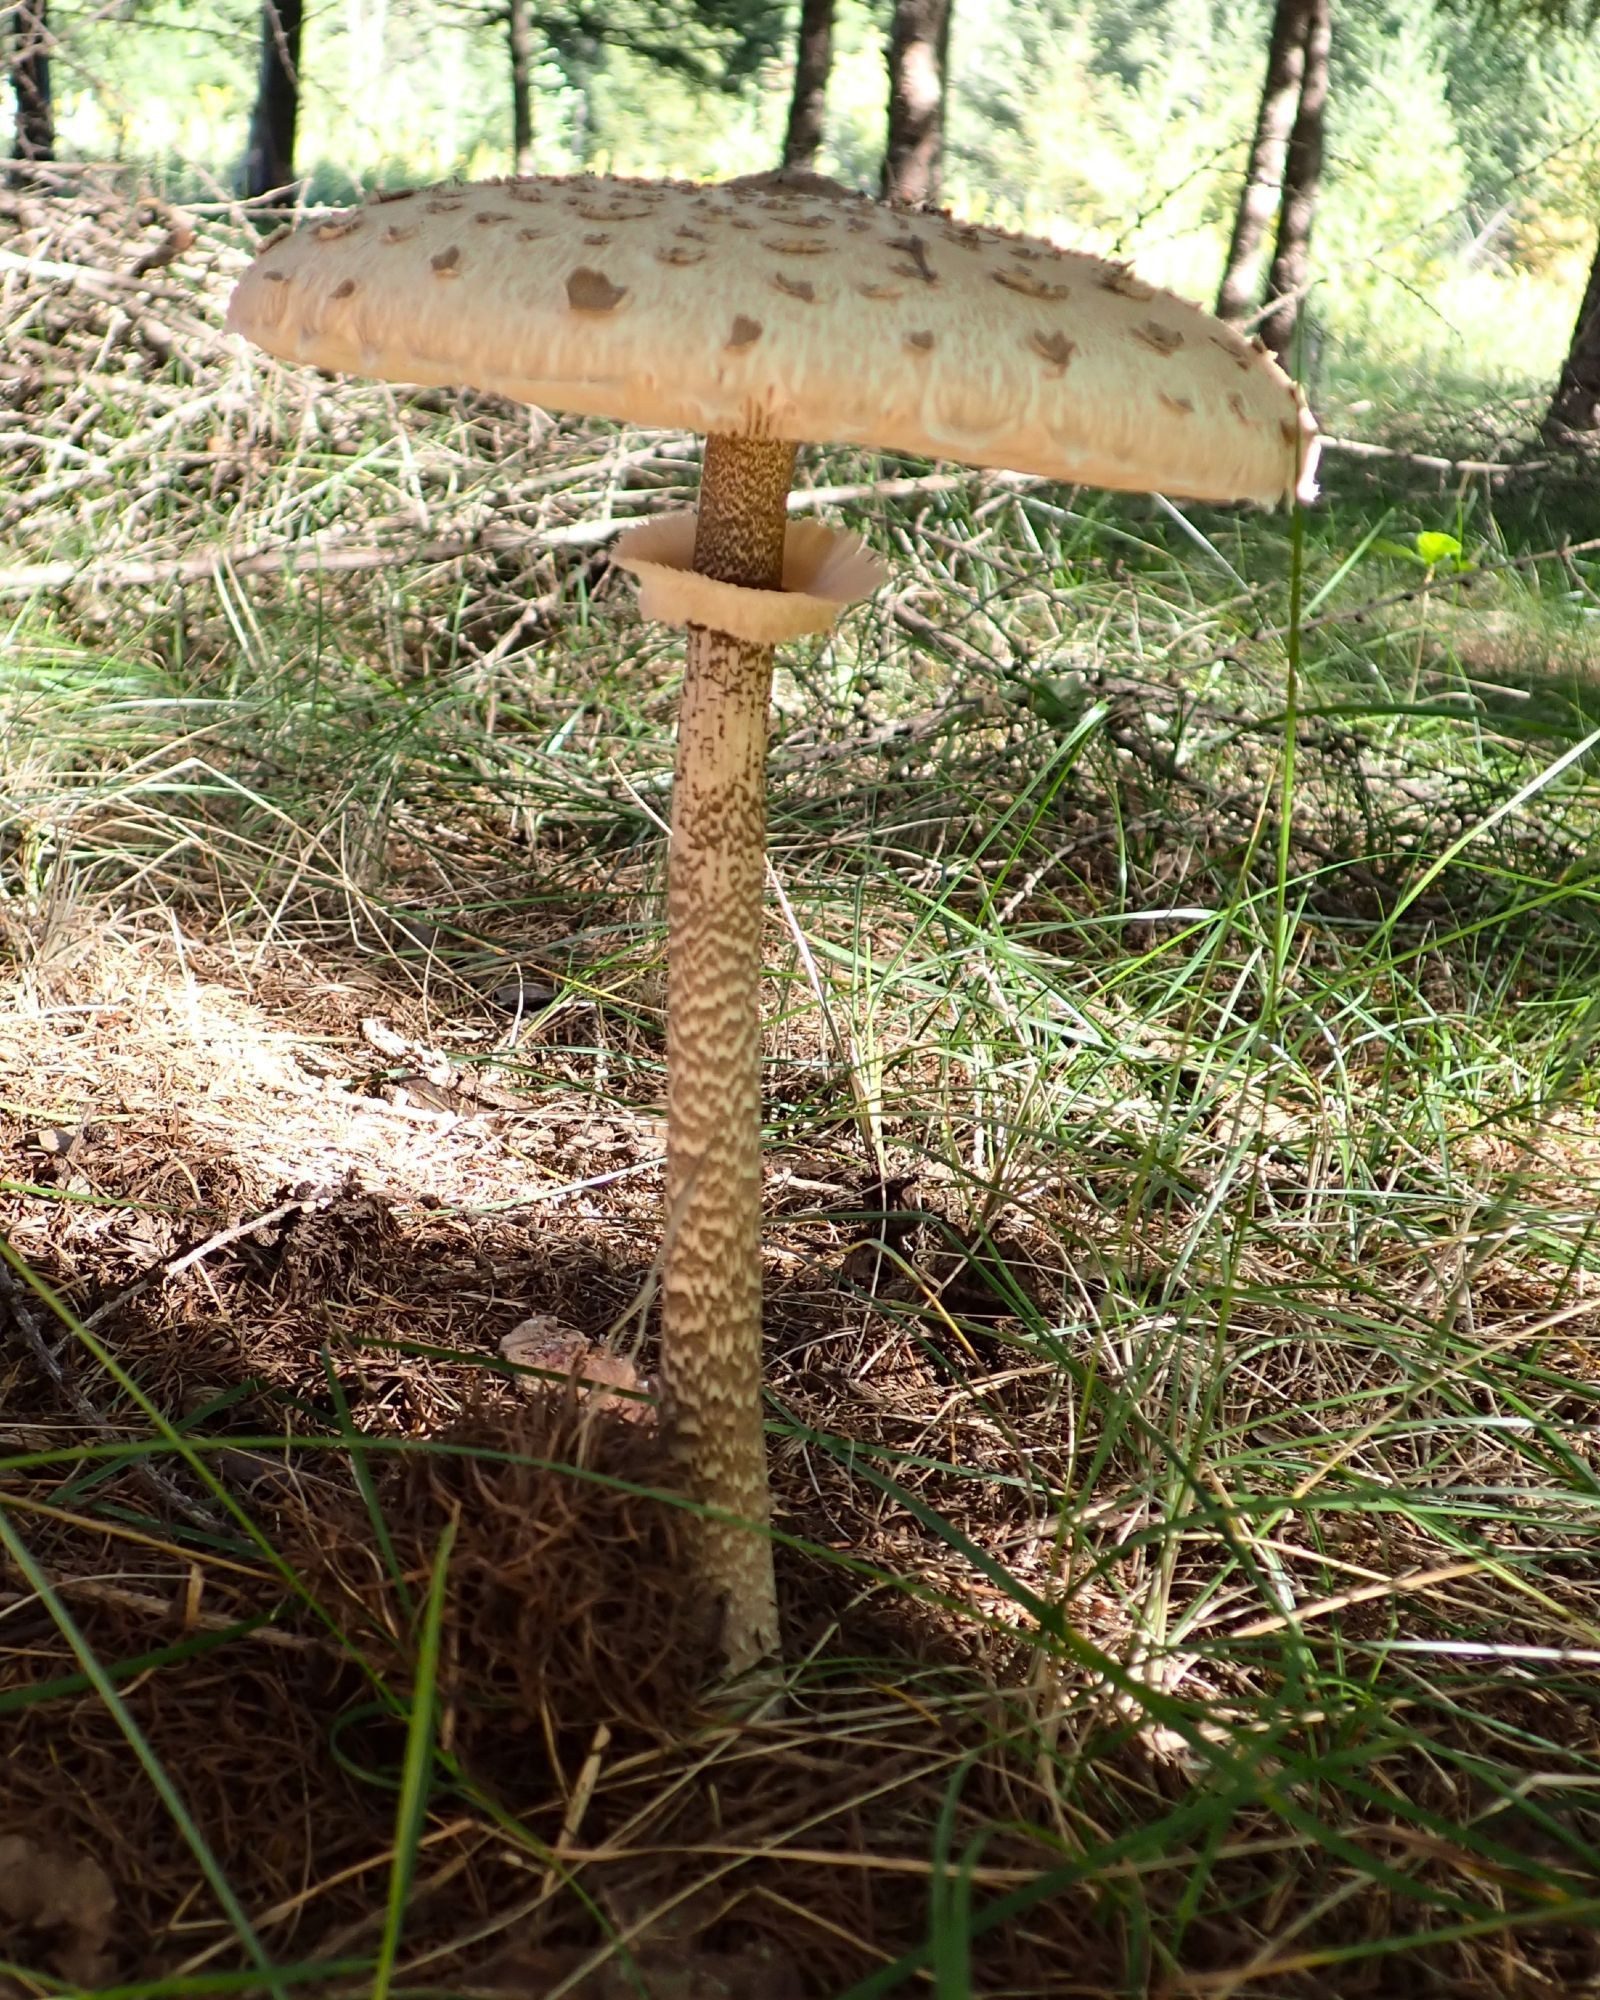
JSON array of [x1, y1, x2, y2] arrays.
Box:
[[0, 932, 1095, 1997]]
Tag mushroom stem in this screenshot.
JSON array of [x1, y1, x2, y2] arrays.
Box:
[[692, 435, 796, 586], [660, 432, 797, 1677]]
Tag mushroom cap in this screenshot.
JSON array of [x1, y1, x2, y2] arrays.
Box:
[[228, 173, 1318, 508]]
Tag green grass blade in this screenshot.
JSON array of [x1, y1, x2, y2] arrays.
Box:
[[372, 1514, 457, 2000]]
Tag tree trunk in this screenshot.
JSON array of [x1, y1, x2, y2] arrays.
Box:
[[880, 0, 951, 207], [507, 0, 535, 175], [1259, 0, 1330, 364], [1215, 0, 1316, 326], [244, 0, 305, 200], [1544, 231, 1600, 438], [9, 0, 54, 167], [782, 0, 834, 172]]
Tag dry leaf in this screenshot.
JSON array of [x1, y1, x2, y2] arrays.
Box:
[[501, 1316, 649, 1415]]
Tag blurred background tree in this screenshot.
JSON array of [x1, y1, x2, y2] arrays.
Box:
[[1257, 0, 1329, 361], [782, 0, 834, 170], [881, 0, 951, 201], [1212, 0, 1329, 363], [1215, 0, 1320, 329], [243, 0, 301, 197], [6, 0, 55, 166], [1547, 246, 1600, 432]]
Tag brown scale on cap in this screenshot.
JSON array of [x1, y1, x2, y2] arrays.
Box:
[[995, 270, 1071, 302], [1134, 321, 1185, 356], [888, 235, 938, 284], [1097, 264, 1156, 301], [566, 267, 625, 312], [1032, 331, 1075, 374]]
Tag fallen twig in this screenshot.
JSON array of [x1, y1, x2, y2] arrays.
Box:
[[0, 1575, 323, 1653], [79, 1195, 309, 1333], [790, 468, 1038, 510], [0, 1262, 218, 1530], [0, 519, 606, 596], [1320, 434, 1549, 479]]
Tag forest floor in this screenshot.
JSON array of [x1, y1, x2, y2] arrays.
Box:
[[5, 175, 1600, 1999]]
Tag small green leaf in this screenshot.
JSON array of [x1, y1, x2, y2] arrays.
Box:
[[1415, 531, 1463, 567]]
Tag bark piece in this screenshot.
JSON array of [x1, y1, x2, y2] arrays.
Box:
[[502, 1316, 648, 1415], [0, 1837, 116, 1985]]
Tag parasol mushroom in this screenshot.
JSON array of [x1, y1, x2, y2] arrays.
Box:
[[228, 170, 1318, 1680]]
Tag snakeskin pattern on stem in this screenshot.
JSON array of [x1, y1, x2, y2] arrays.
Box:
[[659, 433, 796, 1674]]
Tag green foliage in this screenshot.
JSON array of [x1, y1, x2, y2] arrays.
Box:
[[1439, 10, 1600, 247], [483, 0, 787, 91], [945, 0, 1266, 287], [1315, 9, 1470, 325], [43, 0, 786, 188], [1371, 528, 1475, 572]]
